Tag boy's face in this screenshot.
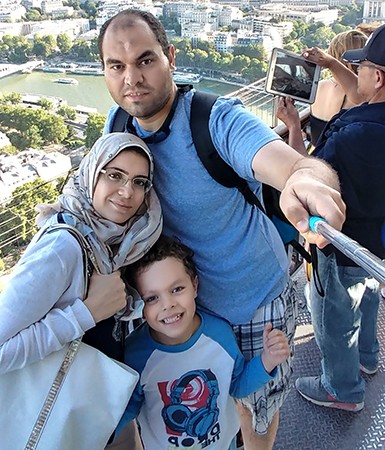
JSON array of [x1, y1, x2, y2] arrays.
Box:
[[135, 257, 200, 346]]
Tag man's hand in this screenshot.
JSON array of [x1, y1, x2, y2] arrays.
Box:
[[280, 158, 346, 248], [84, 272, 127, 323], [261, 323, 290, 374]]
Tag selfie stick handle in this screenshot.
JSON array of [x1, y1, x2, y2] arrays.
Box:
[[309, 216, 385, 285]]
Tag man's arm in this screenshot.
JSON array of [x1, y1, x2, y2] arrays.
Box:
[[252, 140, 346, 247]]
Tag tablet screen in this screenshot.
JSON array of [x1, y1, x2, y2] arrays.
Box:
[[265, 48, 320, 104]]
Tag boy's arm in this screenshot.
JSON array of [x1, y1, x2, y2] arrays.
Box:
[[115, 383, 144, 435], [230, 353, 276, 399], [230, 323, 290, 398]]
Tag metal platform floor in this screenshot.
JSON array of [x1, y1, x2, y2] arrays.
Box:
[[273, 270, 385, 450]]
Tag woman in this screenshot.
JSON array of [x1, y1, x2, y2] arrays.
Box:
[[309, 30, 367, 145], [0, 132, 162, 448]]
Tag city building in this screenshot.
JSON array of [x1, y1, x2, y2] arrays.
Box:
[[362, 0, 385, 23], [0, 149, 71, 204]]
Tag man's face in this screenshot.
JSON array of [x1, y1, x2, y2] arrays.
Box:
[[102, 18, 176, 122], [356, 62, 381, 101]]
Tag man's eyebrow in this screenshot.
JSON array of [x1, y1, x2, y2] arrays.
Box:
[[105, 58, 122, 65], [137, 50, 157, 60]]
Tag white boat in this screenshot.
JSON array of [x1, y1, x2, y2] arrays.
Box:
[[43, 67, 66, 73], [173, 71, 202, 84], [55, 77, 79, 85], [68, 68, 104, 76]]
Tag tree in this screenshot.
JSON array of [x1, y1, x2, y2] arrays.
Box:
[[33, 34, 57, 58], [3, 179, 59, 250], [57, 105, 77, 120], [8, 125, 43, 150], [303, 26, 336, 49], [57, 33, 73, 54], [38, 98, 54, 111], [0, 92, 22, 105], [85, 113, 106, 148], [24, 8, 43, 21], [231, 55, 251, 73]]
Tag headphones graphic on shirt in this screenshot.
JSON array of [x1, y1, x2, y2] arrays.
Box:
[[161, 369, 220, 440]]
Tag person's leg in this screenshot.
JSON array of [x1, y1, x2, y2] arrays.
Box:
[[233, 280, 297, 450], [299, 251, 365, 404], [105, 421, 143, 450], [358, 276, 380, 372], [236, 404, 279, 450]]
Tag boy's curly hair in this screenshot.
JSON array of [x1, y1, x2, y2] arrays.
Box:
[[124, 235, 197, 288]]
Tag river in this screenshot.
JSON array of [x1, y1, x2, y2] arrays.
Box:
[[0, 71, 241, 114]]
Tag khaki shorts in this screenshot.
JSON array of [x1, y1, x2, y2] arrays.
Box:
[[232, 280, 297, 434]]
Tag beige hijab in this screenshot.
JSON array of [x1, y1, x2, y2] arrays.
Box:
[[39, 133, 162, 274]]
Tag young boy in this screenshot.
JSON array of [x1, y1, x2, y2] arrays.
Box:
[[120, 235, 290, 449]]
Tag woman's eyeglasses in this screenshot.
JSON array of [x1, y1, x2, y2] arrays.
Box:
[[100, 168, 152, 193]]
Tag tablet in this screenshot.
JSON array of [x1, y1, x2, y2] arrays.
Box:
[[265, 48, 321, 104]]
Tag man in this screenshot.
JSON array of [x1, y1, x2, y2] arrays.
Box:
[[278, 25, 385, 412], [98, 10, 345, 449]]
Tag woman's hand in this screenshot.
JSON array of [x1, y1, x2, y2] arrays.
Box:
[[302, 47, 334, 68], [84, 272, 127, 323], [276, 96, 301, 129]]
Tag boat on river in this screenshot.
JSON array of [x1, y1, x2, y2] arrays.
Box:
[[55, 77, 79, 85], [173, 71, 202, 84], [43, 67, 66, 73], [68, 67, 104, 76]]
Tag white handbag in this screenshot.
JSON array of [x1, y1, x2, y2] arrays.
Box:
[[0, 223, 139, 450], [0, 340, 139, 450]]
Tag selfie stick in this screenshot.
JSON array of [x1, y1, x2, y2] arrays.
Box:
[[309, 216, 385, 285]]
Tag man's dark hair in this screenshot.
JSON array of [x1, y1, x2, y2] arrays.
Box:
[[124, 235, 197, 288], [98, 9, 170, 66]]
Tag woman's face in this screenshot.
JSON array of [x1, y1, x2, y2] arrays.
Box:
[[93, 149, 150, 224]]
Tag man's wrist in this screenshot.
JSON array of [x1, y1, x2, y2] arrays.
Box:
[[287, 157, 340, 192]]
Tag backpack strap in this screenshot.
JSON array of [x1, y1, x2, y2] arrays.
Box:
[[191, 91, 265, 210], [111, 107, 129, 132]]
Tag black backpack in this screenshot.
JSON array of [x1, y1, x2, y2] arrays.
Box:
[[111, 87, 310, 262]]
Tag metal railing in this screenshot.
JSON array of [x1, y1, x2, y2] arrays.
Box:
[[0, 79, 311, 273]]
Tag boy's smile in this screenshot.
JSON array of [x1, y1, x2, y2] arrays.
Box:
[[136, 257, 201, 346]]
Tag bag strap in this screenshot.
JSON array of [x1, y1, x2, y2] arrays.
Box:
[[25, 223, 91, 450], [191, 91, 265, 210]]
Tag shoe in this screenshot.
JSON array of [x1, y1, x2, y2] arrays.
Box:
[[360, 364, 378, 375], [295, 376, 364, 412]]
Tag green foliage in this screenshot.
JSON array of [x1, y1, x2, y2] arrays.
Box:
[[57, 105, 77, 120], [32, 34, 57, 58], [339, 3, 363, 26], [0, 144, 18, 155], [24, 8, 43, 21], [303, 26, 336, 49], [1, 179, 59, 252], [0, 104, 68, 149], [57, 33, 73, 54], [85, 113, 106, 149], [38, 98, 54, 111], [0, 257, 5, 273], [0, 92, 22, 105], [0, 35, 32, 63]]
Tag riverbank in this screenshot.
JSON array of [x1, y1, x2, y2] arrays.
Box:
[[0, 70, 243, 114]]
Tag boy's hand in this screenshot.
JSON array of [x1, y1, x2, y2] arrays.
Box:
[[261, 323, 290, 374]]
